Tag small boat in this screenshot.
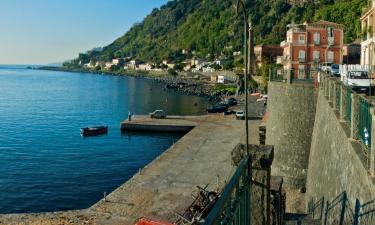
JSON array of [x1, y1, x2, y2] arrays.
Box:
[[80, 126, 108, 137]]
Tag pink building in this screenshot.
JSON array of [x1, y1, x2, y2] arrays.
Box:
[[280, 20, 344, 78]]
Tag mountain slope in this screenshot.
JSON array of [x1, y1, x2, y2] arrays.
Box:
[[70, 0, 367, 66]]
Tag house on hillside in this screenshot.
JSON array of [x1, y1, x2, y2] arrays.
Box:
[[280, 20, 344, 78], [254, 44, 283, 67], [112, 58, 125, 67], [138, 63, 152, 71], [125, 59, 141, 70]]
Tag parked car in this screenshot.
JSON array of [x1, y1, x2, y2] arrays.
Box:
[[342, 70, 372, 93], [236, 110, 245, 120], [320, 62, 332, 73], [207, 104, 229, 113], [330, 64, 340, 77], [225, 98, 238, 106], [149, 110, 167, 119]]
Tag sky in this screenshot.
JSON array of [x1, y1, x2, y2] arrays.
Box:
[[0, 0, 169, 65]]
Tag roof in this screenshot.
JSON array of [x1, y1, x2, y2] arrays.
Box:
[[308, 20, 345, 29]]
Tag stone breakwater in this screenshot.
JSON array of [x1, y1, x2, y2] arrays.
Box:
[[153, 77, 220, 101]]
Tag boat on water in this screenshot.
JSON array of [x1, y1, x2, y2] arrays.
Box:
[[80, 126, 108, 137]]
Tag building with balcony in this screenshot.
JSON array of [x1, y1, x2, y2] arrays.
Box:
[[280, 20, 344, 78], [254, 44, 283, 67], [361, 0, 375, 70]]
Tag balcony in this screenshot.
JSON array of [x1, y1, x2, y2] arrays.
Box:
[[299, 58, 305, 63], [280, 40, 288, 47]]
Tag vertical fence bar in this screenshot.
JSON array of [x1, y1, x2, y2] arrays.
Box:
[[320, 197, 325, 221], [371, 108, 375, 176], [339, 193, 347, 225], [346, 87, 353, 125], [340, 83, 345, 120], [324, 201, 329, 225], [353, 199, 361, 225], [351, 94, 359, 140]]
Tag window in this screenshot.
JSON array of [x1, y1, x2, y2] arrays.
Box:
[[314, 33, 320, 45], [298, 65, 305, 79], [327, 27, 334, 45], [313, 51, 320, 62], [298, 50, 306, 62], [328, 51, 334, 63], [299, 34, 305, 44]]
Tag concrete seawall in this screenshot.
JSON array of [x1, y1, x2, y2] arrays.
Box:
[[266, 82, 317, 189], [306, 90, 375, 211]]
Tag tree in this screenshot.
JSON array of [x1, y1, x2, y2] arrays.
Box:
[[174, 63, 184, 71], [168, 69, 178, 77]]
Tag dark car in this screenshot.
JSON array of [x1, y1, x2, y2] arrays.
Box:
[[226, 98, 237, 106], [207, 104, 229, 113]]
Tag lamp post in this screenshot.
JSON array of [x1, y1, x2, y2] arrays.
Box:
[[235, 0, 249, 159]]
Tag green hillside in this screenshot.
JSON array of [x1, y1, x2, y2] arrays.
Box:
[[67, 0, 368, 67]]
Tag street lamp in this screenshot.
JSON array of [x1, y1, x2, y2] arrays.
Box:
[[235, 0, 249, 159]]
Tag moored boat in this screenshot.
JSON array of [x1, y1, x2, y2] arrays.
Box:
[[80, 126, 108, 137]]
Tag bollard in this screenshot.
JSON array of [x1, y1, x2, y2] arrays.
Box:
[[103, 192, 107, 202]]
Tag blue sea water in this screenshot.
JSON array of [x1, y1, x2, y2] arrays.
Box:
[[0, 67, 209, 213]]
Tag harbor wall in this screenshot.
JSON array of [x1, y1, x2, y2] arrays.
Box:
[[266, 82, 317, 189]]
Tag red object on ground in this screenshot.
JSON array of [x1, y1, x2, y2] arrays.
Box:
[[262, 112, 269, 123], [251, 93, 261, 97], [135, 217, 175, 225]]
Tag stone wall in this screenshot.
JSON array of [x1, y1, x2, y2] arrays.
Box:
[[306, 90, 375, 210], [266, 82, 317, 189]]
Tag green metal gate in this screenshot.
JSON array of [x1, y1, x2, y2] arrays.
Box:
[[203, 156, 252, 225]]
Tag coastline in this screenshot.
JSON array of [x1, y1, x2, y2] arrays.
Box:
[[37, 66, 237, 101]]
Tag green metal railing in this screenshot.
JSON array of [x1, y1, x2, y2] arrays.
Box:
[[353, 199, 375, 225], [308, 193, 375, 225], [345, 86, 353, 125], [203, 156, 252, 225], [356, 97, 372, 152], [336, 83, 342, 111]]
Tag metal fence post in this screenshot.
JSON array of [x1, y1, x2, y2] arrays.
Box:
[[286, 69, 292, 84], [324, 201, 329, 225], [332, 82, 337, 109], [353, 199, 361, 225], [320, 197, 325, 221], [339, 192, 347, 225], [351, 94, 359, 139], [340, 84, 345, 121], [370, 108, 375, 176], [328, 79, 333, 101]]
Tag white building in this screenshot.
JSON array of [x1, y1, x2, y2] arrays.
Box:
[[138, 63, 152, 71], [361, 0, 375, 71]]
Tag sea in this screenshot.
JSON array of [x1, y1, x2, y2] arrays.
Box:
[[0, 65, 210, 213]]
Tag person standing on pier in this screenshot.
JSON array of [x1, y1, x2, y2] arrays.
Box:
[[128, 111, 132, 121]]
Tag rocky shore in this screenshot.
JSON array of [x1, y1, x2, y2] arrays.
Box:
[[38, 66, 236, 102]]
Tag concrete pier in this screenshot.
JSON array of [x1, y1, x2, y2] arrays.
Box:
[[0, 115, 262, 225], [121, 115, 207, 132]]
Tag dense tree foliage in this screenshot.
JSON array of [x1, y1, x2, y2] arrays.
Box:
[[70, 0, 368, 66]]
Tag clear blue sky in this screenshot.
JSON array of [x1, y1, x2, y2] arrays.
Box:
[[0, 0, 169, 65]]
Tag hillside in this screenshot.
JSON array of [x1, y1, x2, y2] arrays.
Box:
[[68, 0, 367, 67]]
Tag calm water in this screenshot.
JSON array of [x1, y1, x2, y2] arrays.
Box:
[[0, 67, 209, 213]]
